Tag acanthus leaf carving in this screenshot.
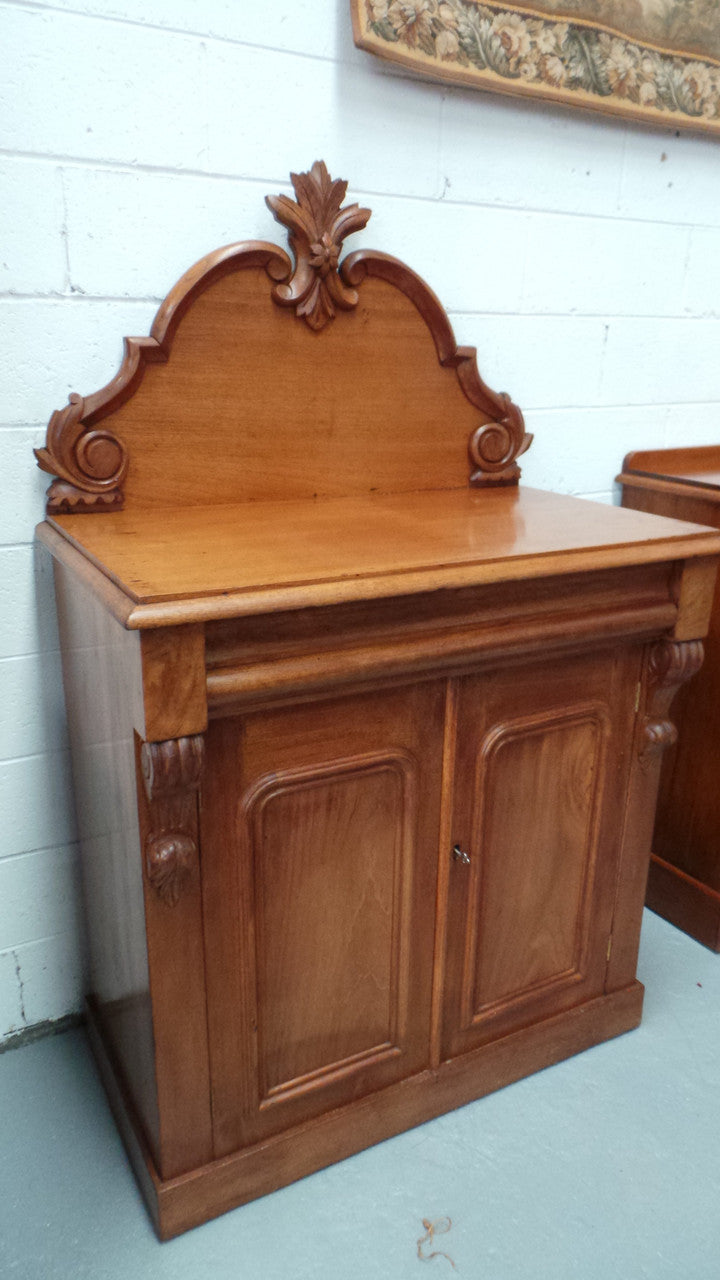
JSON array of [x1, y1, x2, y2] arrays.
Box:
[[144, 832, 196, 908], [35, 392, 128, 513], [141, 735, 205, 906], [640, 639, 703, 763], [266, 161, 371, 331]]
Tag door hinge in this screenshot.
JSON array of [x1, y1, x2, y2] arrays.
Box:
[[606, 934, 613, 962]]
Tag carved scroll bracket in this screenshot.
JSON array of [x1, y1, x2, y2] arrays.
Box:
[[467, 391, 532, 488], [266, 161, 371, 331], [640, 639, 704, 765], [141, 735, 205, 906], [35, 392, 129, 514], [340, 246, 533, 487]]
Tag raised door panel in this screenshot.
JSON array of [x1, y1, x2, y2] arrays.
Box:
[[442, 649, 640, 1060], [251, 756, 410, 1103], [201, 683, 445, 1157]]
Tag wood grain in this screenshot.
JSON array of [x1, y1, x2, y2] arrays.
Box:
[[51, 562, 161, 1165], [41, 272, 495, 510], [622, 447, 720, 492], [46, 487, 720, 614], [105, 980, 644, 1239], [645, 854, 720, 952], [605, 638, 707, 983], [35, 164, 532, 507], [250, 757, 409, 1102], [442, 648, 639, 1059], [200, 683, 444, 1155], [462, 710, 604, 1017], [139, 625, 207, 740], [136, 733, 214, 1178], [341, 248, 530, 484]]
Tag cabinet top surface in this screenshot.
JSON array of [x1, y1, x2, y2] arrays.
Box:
[[621, 446, 720, 494], [39, 486, 720, 627]]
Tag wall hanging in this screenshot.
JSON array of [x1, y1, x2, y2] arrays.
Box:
[[352, 0, 720, 135]]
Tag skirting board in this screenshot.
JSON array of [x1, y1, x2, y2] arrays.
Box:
[[646, 854, 720, 953], [86, 983, 644, 1240]]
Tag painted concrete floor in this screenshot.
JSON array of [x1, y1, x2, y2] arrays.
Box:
[[1, 908, 719, 1280]]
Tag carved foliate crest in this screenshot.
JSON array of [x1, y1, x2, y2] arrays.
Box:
[[266, 161, 371, 331]]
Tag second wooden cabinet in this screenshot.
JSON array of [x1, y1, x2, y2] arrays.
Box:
[[619, 446, 720, 949]]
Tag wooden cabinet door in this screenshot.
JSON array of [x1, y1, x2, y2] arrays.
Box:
[[441, 648, 641, 1061], [201, 682, 445, 1157]]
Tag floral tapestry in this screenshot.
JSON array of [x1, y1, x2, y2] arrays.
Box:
[[351, 0, 720, 135]]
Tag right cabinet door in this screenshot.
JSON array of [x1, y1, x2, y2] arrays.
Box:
[[441, 648, 641, 1061]]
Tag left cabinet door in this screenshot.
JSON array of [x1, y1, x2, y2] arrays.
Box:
[[200, 682, 446, 1157]]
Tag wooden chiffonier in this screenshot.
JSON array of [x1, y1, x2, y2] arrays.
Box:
[[619, 447, 720, 950], [35, 165, 720, 1238]]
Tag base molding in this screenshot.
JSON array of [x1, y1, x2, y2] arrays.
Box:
[[0, 1011, 83, 1055], [87, 983, 643, 1240], [646, 853, 720, 952]]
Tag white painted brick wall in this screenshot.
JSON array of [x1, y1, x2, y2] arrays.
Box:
[[2, 0, 719, 1041]]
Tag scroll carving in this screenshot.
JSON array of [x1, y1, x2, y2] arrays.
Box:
[[266, 161, 371, 331], [341, 249, 532, 486], [34, 246, 290, 515], [34, 162, 534, 506], [141, 735, 205, 906], [468, 400, 531, 488], [35, 393, 128, 514], [640, 639, 704, 763]]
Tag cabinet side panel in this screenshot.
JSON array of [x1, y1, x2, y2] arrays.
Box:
[[52, 561, 160, 1164]]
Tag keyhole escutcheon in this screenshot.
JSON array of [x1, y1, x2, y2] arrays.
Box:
[[452, 844, 470, 865]]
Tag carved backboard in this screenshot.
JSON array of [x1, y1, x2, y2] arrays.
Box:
[[36, 162, 532, 514]]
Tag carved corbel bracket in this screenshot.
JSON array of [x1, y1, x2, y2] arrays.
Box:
[[141, 735, 205, 906], [640, 639, 704, 764], [266, 160, 371, 331]]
